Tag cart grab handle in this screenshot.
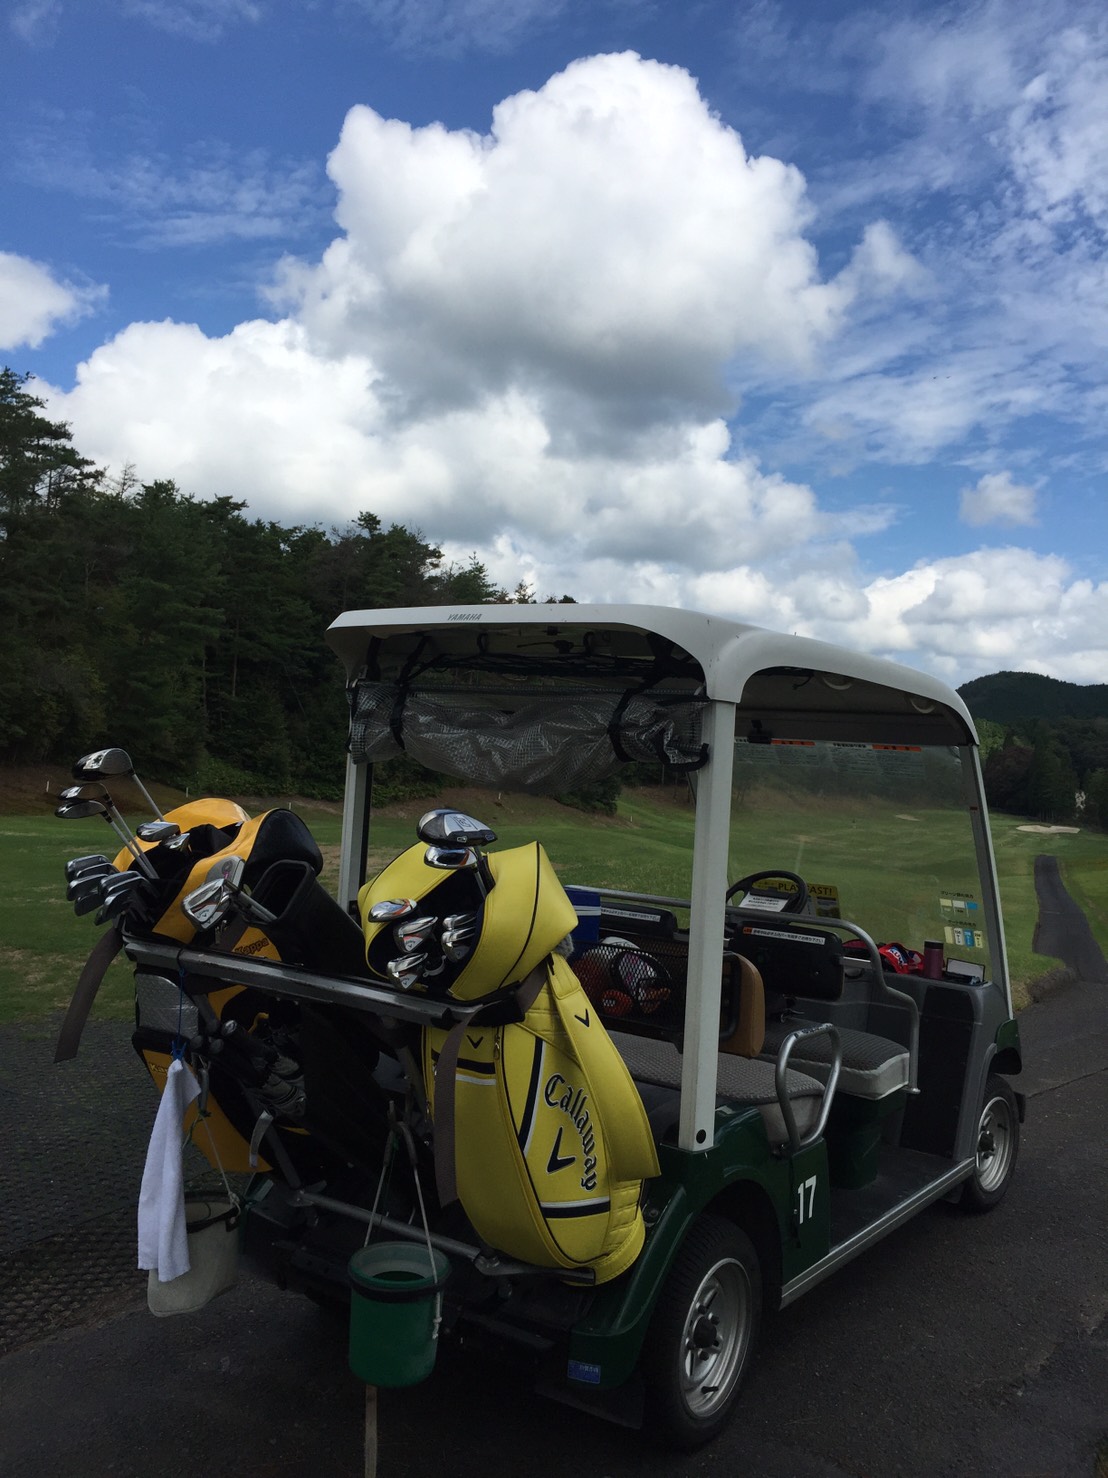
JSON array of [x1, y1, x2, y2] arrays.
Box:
[[774, 1023, 841, 1155]]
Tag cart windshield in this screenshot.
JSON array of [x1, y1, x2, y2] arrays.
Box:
[[728, 736, 991, 979]]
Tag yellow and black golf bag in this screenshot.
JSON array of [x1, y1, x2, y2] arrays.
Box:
[[360, 839, 659, 1283]]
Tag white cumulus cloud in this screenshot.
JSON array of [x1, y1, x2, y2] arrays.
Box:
[[51, 54, 870, 566], [41, 50, 1104, 688], [960, 472, 1038, 528], [796, 546, 1108, 686], [272, 52, 845, 448], [0, 252, 106, 351]]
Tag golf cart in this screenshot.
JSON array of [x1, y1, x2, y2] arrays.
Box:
[[78, 604, 1023, 1449]]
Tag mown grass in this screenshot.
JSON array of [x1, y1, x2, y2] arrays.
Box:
[[2, 785, 1104, 1024]]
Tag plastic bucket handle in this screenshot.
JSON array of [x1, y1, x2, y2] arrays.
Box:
[[186, 1201, 240, 1235]]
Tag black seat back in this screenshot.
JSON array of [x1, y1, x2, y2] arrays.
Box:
[[731, 921, 844, 1007]]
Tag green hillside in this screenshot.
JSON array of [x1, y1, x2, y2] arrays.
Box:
[[959, 670, 1108, 724]]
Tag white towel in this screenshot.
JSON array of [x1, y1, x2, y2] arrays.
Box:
[[138, 1056, 200, 1282]]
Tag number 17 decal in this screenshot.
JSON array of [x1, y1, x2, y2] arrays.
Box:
[[796, 1175, 817, 1225]]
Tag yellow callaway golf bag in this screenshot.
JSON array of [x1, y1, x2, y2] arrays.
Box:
[[360, 822, 659, 1284]]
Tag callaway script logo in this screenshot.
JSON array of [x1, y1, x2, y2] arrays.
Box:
[[543, 1073, 600, 1190]]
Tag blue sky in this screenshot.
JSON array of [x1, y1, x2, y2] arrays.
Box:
[[3, 0, 1107, 686]]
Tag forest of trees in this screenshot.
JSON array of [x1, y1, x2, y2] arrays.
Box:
[[974, 716, 1108, 829], [0, 367, 570, 800], [961, 672, 1108, 830], [4, 366, 1106, 826]]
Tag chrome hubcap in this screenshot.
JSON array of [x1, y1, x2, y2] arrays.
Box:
[[976, 1094, 1014, 1192], [678, 1257, 751, 1417]]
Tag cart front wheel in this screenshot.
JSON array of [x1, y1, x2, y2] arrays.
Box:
[[643, 1214, 761, 1450], [962, 1074, 1019, 1213]]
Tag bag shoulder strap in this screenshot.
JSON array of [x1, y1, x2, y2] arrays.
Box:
[[432, 964, 547, 1206], [54, 927, 125, 1063]]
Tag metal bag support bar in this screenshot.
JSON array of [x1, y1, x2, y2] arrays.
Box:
[[122, 937, 504, 1032], [291, 1189, 596, 1285]]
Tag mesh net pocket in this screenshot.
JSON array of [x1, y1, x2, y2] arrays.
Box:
[[571, 938, 690, 1036]]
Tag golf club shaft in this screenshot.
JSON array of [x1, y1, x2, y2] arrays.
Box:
[[99, 813, 158, 878], [101, 800, 161, 880], [131, 774, 164, 821]]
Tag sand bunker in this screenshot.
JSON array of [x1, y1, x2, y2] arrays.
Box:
[[1017, 824, 1081, 834]]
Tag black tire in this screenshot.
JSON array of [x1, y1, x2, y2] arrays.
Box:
[[961, 1074, 1019, 1213], [642, 1214, 761, 1450]]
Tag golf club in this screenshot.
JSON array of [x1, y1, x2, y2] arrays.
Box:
[[136, 820, 179, 843], [75, 889, 108, 917], [181, 878, 231, 932], [94, 872, 151, 927], [136, 819, 191, 854], [54, 797, 158, 878], [58, 782, 148, 865], [441, 910, 480, 961], [66, 866, 114, 901], [99, 870, 147, 899], [72, 746, 165, 821], [96, 892, 142, 927], [64, 853, 111, 881], [393, 916, 437, 954], [416, 809, 498, 848], [387, 954, 427, 989], [424, 844, 480, 871], [181, 855, 276, 933], [368, 897, 418, 923]]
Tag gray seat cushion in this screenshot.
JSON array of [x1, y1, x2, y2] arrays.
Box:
[[611, 1032, 824, 1146], [761, 1020, 909, 1100]]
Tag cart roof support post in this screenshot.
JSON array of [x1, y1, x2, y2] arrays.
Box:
[[679, 698, 736, 1153], [960, 743, 1014, 1018], [339, 754, 370, 917]]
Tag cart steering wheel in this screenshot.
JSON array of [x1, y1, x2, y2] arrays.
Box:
[[725, 869, 810, 913]]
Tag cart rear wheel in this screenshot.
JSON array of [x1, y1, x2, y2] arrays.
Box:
[[962, 1074, 1019, 1213], [642, 1214, 761, 1450]]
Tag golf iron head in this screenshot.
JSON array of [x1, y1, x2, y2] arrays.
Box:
[[64, 853, 111, 881], [393, 916, 437, 954], [67, 866, 115, 901]]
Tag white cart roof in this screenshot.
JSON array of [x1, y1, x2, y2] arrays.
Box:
[[326, 604, 977, 747]]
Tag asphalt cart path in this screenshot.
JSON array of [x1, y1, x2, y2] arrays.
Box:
[[1033, 853, 1108, 985], [1, 962, 1105, 1475]]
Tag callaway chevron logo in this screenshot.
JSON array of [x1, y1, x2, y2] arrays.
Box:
[[543, 1073, 600, 1190]]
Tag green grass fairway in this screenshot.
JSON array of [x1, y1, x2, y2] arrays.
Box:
[[2, 787, 1104, 1024]]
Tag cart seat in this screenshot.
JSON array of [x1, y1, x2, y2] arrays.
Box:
[[761, 1020, 908, 1100], [610, 1032, 824, 1147]]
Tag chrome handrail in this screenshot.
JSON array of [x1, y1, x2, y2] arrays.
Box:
[[775, 1022, 841, 1155]]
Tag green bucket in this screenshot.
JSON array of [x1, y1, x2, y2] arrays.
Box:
[[348, 1241, 451, 1388]]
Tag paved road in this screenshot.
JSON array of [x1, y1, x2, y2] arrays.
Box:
[[1033, 854, 1108, 984], [1, 920, 1105, 1475]]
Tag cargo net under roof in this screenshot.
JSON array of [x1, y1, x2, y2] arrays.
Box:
[[348, 682, 708, 794]]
